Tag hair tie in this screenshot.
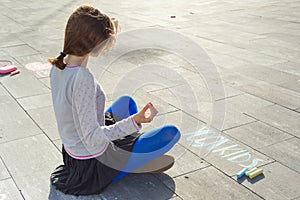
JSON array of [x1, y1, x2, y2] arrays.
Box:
[[60, 52, 67, 57]]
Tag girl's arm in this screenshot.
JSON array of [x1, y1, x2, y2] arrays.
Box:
[[72, 68, 141, 146]]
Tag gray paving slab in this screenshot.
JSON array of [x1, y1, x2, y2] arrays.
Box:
[[0, 158, 10, 181], [17, 93, 52, 111], [0, 134, 62, 200], [216, 85, 244, 100], [155, 144, 210, 182], [136, 92, 178, 114], [0, 15, 26, 35], [103, 59, 138, 75], [246, 42, 300, 64], [0, 178, 23, 200], [27, 106, 60, 141], [39, 77, 51, 89], [0, 0, 299, 199], [259, 137, 300, 173], [0, 34, 25, 48], [189, 135, 273, 177], [246, 35, 300, 52], [168, 68, 245, 101], [261, 33, 300, 51], [193, 36, 287, 66], [205, 49, 251, 69], [0, 68, 50, 98], [224, 72, 300, 110], [98, 69, 183, 103], [102, 173, 176, 200], [224, 121, 293, 149], [0, 85, 42, 144], [13, 54, 48, 68], [163, 166, 262, 200], [182, 23, 265, 49], [240, 162, 300, 200], [52, 139, 62, 153], [50, 173, 176, 200], [279, 78, 300, 94], [229, 64, 300, 93], [149, 83, 256, 131], [223, 93, 274, 115], [2, 44, 39, 57], [247, 104, 300, 138], [211, 108, 257, 131], [144, 110, 206, 139]]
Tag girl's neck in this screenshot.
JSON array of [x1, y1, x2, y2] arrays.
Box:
[[65, 55, 89, 68]]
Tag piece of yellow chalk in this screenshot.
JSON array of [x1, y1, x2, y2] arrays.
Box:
[[249, 169, 263, 179], [246, 167, 257, 176]]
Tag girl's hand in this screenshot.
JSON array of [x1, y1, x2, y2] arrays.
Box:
[[133, 102, 156, 125]]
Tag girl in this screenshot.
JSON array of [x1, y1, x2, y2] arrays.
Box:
[[49, 5, 180, 196]]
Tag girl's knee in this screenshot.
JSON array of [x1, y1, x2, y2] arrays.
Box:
[[162, 124, 181, 142], [118, 95, 135, 103]]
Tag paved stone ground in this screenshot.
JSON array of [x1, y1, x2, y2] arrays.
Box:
[[0, 0, 299, 199]]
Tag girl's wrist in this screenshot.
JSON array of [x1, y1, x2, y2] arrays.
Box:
[[133, 115, 141, 125]]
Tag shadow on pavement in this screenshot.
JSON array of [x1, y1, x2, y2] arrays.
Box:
[[237, 174, 265, 184], [48, 173, 175, 200]]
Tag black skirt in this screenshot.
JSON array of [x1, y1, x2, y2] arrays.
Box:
[[50, 112, 141, 196]]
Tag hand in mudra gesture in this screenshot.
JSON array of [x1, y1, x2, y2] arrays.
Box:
[[133, 102, 158, 125]]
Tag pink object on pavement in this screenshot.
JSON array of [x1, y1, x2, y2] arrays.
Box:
[[0, 65, 17, 74]]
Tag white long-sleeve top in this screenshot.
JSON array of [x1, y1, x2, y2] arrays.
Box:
[[50, 65, 142, 160]]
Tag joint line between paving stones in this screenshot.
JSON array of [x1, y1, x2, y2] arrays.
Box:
[[207, 161, 266, 200], [148, 97, 300, 175], [230, 83, 300, 112], [156, 108, 180, 117], [0, 177, 12, 182], [243, 112, 300, 140], [175, 143, 266, 198], [0, 83, 61, 154], [0, 156, 25, 200], [195, 35, 240, 48], [291, 195, 300, 200], [256, 136, 297, 151], [15, 92, 51, 100], [222, 128, 300, 174], [15, 92, 52, 100], [0, 133, 43, 145], [37, 77, 51, 89], [254, 160, 276, 169], [170, 104, 207, 124], [178, 141, 271, 198], [147, 83, 186, 93], [150, 173, 188, 200], [196, 22, 293, 63], [173, 165, 212, 180], [3, 14, 24, 27], [203, 155, 266, 199], [215, 93, 245, 101], [222, 119, 258, 132]]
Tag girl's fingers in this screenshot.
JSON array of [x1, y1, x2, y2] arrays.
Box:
[[141, 102, 151, 114]]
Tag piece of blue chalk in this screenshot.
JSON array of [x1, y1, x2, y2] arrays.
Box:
[[236, 168, 248, 179]]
